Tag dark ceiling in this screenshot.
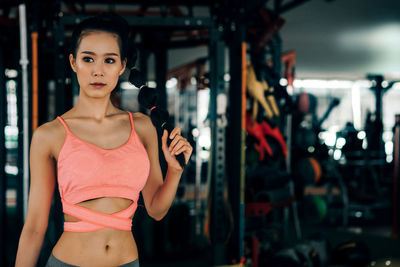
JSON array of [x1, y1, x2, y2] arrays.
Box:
[[279, 0, 400, 80], [1, 0, 399, 81]]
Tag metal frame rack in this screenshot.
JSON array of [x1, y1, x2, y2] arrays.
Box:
[[41, 5, 231, 266]]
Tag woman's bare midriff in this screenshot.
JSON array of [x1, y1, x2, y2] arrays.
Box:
[[52, 197, 138, 267]]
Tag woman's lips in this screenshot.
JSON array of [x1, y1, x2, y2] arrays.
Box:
[[90, 83, 106, 88]]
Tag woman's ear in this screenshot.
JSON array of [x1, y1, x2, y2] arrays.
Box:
[[69, 54, 77, 72], [120, 58, 127, 76]]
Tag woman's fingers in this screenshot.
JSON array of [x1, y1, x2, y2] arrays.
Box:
[[158, 126, 193, 171], [168, 126, 181, 140], [169, 135, 186, 152], [174, 144, 192, 156], [161, 129, 170, 151], [163, 126, 193, 165], [170, 139, 187, 155]]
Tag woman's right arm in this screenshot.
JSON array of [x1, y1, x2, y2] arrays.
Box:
[[15, 123, 57, 267]]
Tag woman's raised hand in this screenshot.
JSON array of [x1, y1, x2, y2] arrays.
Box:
[[161, 127, 193, 171]]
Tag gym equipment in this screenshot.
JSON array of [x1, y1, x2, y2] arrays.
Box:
[[294, 242, 319, 267], [336, 75, 398, 225], [365, 75, 396, 156], [261, 120, 288, 157], [246, 62, 276, 120], [307, 232, 332, 267], [291, 93, 350, 225], [293, 95, 339, 152], [313, 195, 328, 220], [263, 233, 331, 267], [245, 164, 302, 267], [246, 113, 273, 161], [302, 195, 328, 222], [340, 122, 364, 161], [266, 247, 305, 267], [263, 85, 280, 118], [265, 244, 318, 267], [297, 92, 315, 114], [246, 112, 290, 163], [246, 165, 291, 201], [294, 157, 322, 186], [309, 158, 322, 184], [331, 241, 371, 267]]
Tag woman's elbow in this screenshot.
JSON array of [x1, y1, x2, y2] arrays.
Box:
[[148, 211, 167, 221]]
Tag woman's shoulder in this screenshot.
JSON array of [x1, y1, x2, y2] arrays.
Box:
[[131, 112, 156, 143], [31, 117, 66, 155], [34, 117, 64, 140], [131, 112, 153, 129]]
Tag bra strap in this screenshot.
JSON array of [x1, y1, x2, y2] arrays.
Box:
[[56, 116, 72, 134], [127, 111, 134, 134]]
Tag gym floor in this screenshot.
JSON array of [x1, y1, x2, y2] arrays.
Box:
[[139, 223, 400, 267], [300, 224, 400, 266]]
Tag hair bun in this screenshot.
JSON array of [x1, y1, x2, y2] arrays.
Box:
[[129, 68, 146, 88], [138, 86, 158, 108]]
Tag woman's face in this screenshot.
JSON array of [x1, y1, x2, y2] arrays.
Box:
[[69, 31, 126, 99]]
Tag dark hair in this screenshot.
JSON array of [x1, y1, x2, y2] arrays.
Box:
[[70, 12, 130, 63]]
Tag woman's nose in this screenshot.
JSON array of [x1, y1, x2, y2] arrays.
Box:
[[92, 62, 104, 77]]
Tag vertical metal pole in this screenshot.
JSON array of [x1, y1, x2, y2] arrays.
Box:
[[174, 88, 179, 127], [194, 86, 202, 235], [0, 47, 7, 267], [155, 47, 168, 179], [155, 48, 167, 111], [209, 26, 227, 265], [393, 114, 400, 238], [18, 4, 30, 221], [271, 34, 282, 76], [138, 47, 149, 113], [154, 46, 169, 256], [54, 17, 66, 116], [227, 22, 246, 263], [52, 11, 65, 242]]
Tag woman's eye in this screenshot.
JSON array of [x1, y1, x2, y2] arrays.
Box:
[[105, 58, 115, 64], [83, 57, 94, 63]]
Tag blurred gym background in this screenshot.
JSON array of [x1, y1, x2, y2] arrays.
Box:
[[1, 0, 400, 266]]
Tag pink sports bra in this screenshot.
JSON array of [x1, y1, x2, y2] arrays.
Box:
[[56, 111, 150, 232]]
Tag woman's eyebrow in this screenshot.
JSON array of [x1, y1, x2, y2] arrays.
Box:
[[80, 51, 119, 56]]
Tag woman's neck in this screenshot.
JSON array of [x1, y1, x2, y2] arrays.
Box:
[[73, 94, 119, 120]]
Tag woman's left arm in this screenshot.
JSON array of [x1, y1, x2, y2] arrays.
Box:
[[138, 114, 192, 221]]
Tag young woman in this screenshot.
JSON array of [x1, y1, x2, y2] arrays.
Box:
[[15, 13, 192, 267]]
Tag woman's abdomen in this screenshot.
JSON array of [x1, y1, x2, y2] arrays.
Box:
[[52, 197, 139, 266]]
